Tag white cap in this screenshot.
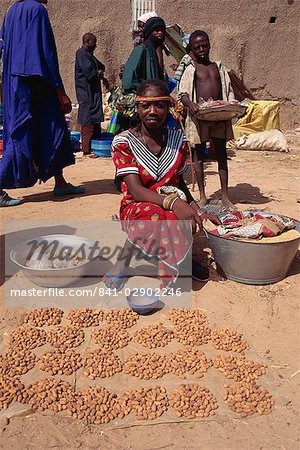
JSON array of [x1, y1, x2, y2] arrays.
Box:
[[138, 11, 158, 24]]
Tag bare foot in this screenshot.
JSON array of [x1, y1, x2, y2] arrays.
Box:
[[103, 264, 128, 291], [221, 198, 237, 210], [198, 197, 208, 208]]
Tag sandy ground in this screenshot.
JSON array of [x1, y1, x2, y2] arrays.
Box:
[[0, 136, 299, 450]]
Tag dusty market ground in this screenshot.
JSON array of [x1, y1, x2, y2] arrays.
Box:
[[0, 136, 299, 449]]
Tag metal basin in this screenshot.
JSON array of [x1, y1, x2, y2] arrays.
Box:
[[204, 214, 300, 285], [126, 290, 159, 315], [10, 234, 99, 287]]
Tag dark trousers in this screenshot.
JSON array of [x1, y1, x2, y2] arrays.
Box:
[[81, 124, 101, 154]]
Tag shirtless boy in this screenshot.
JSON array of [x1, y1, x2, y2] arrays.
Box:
[[179, 30, 235, 209]]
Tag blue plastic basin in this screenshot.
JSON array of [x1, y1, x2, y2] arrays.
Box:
[[70, 131, 81, 141], [91, 136, 113, 157]]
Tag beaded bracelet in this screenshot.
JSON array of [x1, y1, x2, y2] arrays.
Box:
[[196, 208, 206, 217]]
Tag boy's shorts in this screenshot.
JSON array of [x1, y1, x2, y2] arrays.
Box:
[[192, 118, 234, 143]]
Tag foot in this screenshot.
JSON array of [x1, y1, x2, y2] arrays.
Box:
[[192, 262, 210, 282], [53, 183, 85, 197], [198, 197, 208, 208], [103, 271, 128, 291], [221, 198, 237, 210], [0, 191, 23, 207], [83, 152, 98, 159]]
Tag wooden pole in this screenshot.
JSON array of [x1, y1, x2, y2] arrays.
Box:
[[179, 119, 196, 192]]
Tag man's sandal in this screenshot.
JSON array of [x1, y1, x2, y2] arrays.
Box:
[[0, 191, 23, 207], [103, 273, 127, 292], [53, 183, 85, 196]]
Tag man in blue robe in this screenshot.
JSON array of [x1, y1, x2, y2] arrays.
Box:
[[0, 0, 85, 206]]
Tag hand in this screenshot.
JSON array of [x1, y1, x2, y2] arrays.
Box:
[[187, 101, 199, 117], [170, 63, 178, 71], [56, 89, 72, 114], [199, 212, 222, 226], [172, 199, 203, 234], [190, 200, 200, 214]]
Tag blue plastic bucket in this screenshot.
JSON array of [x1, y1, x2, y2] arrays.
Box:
[[70, 131, 81, 141], [91, 135, 113, 157]]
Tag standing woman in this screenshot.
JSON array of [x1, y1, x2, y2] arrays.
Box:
[[105, 79, 219, 290]]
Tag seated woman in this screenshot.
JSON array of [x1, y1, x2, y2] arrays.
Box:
[[104, 79, 219, 290]]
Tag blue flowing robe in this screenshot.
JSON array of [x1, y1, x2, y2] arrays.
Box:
[[0, 0, 75, 189]]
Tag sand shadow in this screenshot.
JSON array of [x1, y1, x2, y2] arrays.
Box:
[[21, 179, 120, 203], [288, 250, 300, 277], [211, 183, 272, 205]]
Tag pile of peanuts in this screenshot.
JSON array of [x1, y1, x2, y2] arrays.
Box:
[[92, 326, 131, 350], [214, 355, 267, 382], [104, 309, 139, 329], [47, 326, 84, 349], [1, 306, 275, 423], [124, 353, 169, 380], [24, 378, 74, 412], [83, 350, 123, 379], [174, 322, 211, 346], [134, 323, 174, 349], [167, 308, 207, 326], [67, 386, 119, 424], [23, 308, 63, 327], [224, 382, 274, 416], [167, 348, 213, 378], [119, 386, 168, 420], [39, 349, 82, 376], [0, 349, 36, 377], [67, 309, 104, 327], [211, 328, 249, 353], [8, 326, 47, 350], [169, 384, 219, 418], [0, 375, 25, 409]]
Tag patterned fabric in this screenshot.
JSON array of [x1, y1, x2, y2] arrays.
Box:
[[111, 128, 191, 286], [174, 54, 193, 84], [204, 211, 295, 239]]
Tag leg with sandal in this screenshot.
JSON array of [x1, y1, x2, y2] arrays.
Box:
[[81, 123, 101, 158]]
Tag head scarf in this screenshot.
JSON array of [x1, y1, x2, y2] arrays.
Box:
[[142, 17, 166, 81], [143, 17, 166, 41], [138, 11, 158, 24]]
